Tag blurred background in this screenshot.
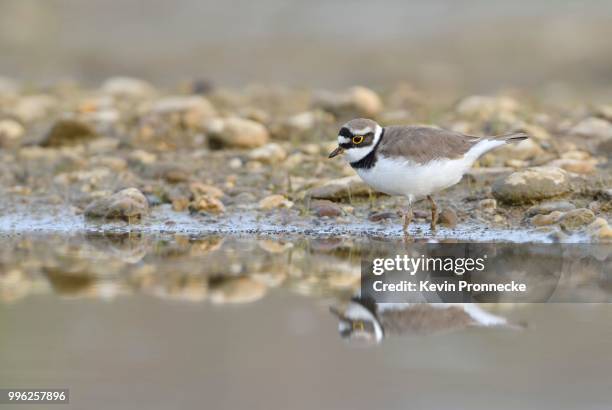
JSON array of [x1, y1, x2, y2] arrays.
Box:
[[2, 0, 612, 98]]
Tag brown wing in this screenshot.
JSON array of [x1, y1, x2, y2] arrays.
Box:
[[378, 126, 479, 163], [379, 305, 474, 336]]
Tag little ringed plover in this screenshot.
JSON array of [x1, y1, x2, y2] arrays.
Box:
[[328, 118, 528, 233]]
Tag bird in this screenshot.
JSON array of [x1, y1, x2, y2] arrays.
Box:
[[328, 118, 528, 234], [330, 297, 516, 345]]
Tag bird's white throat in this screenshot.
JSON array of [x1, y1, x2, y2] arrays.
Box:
[[342, 124, 384, 163]]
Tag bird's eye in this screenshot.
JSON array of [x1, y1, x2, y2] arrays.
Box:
[[352, 135, 364, 144]]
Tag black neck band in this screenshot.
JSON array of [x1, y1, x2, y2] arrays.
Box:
[[349, 127, 385, 169]]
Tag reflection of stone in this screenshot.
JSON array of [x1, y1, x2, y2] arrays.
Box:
[[209, 277, 267, 304], [0, 269, 31, 303], [150, 274, 208, 302], [43, 268, 97, 296], [85, 232, 150, 263], [331, 298, 515, 345]]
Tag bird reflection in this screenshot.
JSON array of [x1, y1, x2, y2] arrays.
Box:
[[330, 297, 518, 345]]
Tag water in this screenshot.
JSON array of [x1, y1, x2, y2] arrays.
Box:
[[1, 234, 611, 409]]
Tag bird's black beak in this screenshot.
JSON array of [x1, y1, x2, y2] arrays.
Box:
[[328, 146, 344, 158]]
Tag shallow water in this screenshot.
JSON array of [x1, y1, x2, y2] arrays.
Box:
[[1, 234, 611, 409], [0, 203, 590, 243]]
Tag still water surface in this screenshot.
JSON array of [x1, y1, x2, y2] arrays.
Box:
[[1, 234, 611, 409]]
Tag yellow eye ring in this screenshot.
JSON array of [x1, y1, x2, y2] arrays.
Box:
[[352, 135, 364, 144]]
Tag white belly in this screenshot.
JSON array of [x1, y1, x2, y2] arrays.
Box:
[[356, 155, 471, 200]]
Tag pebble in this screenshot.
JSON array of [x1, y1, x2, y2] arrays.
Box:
[[526, 201, 576, 216], [128, 150, 157, 165], [312, 86, 383, 118], [596, 105, 612, 122], [587, 218, 612, 241], [100, 77, 155, 98], [456, 95, 518, 118], [84, 188, 149, 221], [438, 208, 458, 227], [172, 197, 190, 212], [189, 196, 225, 214], [531, 211, 564, 226], [149, 95, 217, 128], [206, 117, 270, 149], [492, 166, 571, 204], [368, 211, 397, 222], [478, 198, 497, 210], [12, 95, 58, 122], [0, 119, 25, 146], [570, 117, 612, 140], [488, 138, 544, 162], [258, 194, 294, 210], [310, 200, 342, 217], [547, 158, 597, 174], [248, 143, 287, 163], [41, 119, 98, 147], [189, 182, 224, 199], [559, 208, 596, 231], [309, 175, 372, 201]]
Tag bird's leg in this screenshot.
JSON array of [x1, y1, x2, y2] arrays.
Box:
[[402, 201, 413, 235], [427, 195, 438, 231]]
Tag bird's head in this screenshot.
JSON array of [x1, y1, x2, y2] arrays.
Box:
[[329, 300, 384, 345], [328, 118, 383, 163]]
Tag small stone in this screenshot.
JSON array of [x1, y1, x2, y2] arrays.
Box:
[[478, 198, 497, 210], [149, 96, 216, 128], [310, 200, 342, 217], [101, 77, 155, 98], [228, 158, 243, 169], [368, 211, 396, 222], [559, 208, 595, 231], [248, 143, 287, 163], [587, 218, 612, 241], [84, 188, 149, 221], [438, 208, 458, 227], [570, 117, 612, 140], [312, 86, 383, 118], [12, 95, 58, 122], [271, 110, 335, 140], [492, 167, 571, 204], [547, 158, 597, 174], [189, 182, 224, 199], [258, 194, 293, 210], [190, 196, 225, 214], [526, 201, 576, 216], [309, 175, 372, 200], [486, 138, 544, 164], [128, 150, 157, 165], [209, 277, 267, 304], [172, 197, 190, 212], [530, 211, 564, 226], [596, 105, 612, 122], [156, 165, 189, 183], [41, 119, 98, 147], [456, 95, 518, 118], [0, 119, 25, 146], [207, 117, 270, 149]]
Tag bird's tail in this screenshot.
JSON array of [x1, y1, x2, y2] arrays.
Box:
[[492, 131, 529, 144]]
